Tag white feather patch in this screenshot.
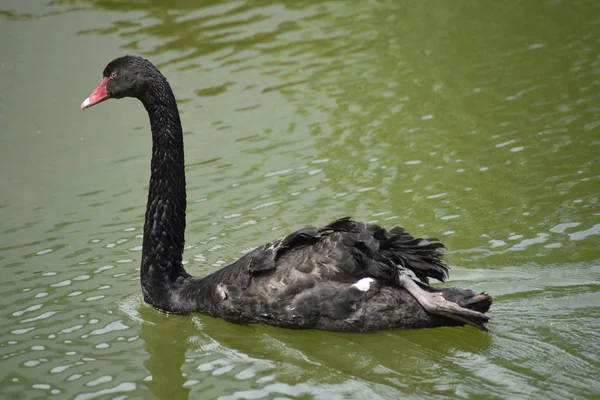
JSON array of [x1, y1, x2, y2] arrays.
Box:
[[351, 277, 374, 292]]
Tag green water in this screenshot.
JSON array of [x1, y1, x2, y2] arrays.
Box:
[[1, 0, 599, 398]]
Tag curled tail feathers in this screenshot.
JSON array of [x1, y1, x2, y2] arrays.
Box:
[[326, 217, 449, 284]]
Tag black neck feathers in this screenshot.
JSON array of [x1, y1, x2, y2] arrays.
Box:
[[139, 74, 188, 305]]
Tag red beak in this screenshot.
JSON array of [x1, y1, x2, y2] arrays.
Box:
[[81, 77, 110, 109]]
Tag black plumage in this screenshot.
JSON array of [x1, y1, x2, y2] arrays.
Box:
[[82, 55, 492, 332]]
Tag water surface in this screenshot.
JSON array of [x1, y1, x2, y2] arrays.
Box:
[[1, 0, 599, 398]]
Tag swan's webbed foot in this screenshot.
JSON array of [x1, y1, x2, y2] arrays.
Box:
[[398, 275, 491, 332]]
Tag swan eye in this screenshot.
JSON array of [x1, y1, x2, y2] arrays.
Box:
[[110, 72, 117, 78]]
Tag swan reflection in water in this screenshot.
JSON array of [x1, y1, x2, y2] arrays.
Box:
[[132, 298, 492, 399], [137, 304, 191, 399]]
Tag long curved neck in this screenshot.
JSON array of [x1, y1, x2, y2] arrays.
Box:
[[139, 75, 189, 306]]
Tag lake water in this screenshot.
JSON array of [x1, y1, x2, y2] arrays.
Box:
[[1, 0, 599, 398]]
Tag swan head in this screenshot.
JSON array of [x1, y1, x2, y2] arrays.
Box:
[[81, 55, 159, 109]]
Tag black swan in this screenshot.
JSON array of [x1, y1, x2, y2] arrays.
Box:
[[81, 55, 492, 332]]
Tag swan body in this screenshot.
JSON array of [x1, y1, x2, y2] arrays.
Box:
[[82, 55, 491, 332]]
